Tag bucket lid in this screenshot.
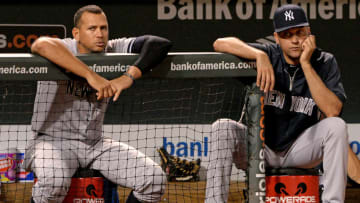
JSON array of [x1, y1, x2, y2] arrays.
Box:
[[266, 167, 320, 176], [73, 168, 104, 178]]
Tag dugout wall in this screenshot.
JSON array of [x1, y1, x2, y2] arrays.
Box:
[[0, 53, 264, 202]]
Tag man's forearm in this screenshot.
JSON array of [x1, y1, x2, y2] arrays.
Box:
[[31, 37, 94, 79], [213, 37, 275, 92], [302, 63, 343, 117], [213, 37, 265, 60]]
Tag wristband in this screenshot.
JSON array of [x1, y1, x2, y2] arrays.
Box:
[[123, 72, 136, 82]]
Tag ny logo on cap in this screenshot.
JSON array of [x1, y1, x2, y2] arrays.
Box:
[[284, 10, 295, 21]]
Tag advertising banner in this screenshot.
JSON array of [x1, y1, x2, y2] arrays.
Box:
[[0, 24, 66, 53]]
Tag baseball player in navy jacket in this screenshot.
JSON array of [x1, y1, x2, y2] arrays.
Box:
[[206, 4, 347, 203]]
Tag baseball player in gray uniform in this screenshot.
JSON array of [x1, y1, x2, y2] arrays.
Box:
[[24, 5, 172, 203], [205, 5, 347, 203]]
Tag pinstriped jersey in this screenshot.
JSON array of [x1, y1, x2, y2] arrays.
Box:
[[31, 38, 135, 143]]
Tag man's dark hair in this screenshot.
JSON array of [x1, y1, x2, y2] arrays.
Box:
[[74, 5, 104, 27]]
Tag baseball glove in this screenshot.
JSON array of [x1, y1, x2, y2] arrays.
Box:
[[157, 147, 201, 182]]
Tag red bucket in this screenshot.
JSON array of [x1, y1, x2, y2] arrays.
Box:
[[266, 168, 320, 203], [34, 168, 118, 203], [63, 177, 105, 202]]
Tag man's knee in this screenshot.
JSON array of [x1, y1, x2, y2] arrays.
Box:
[[212, 118, 240, 130], [212, 119, 245, 138], [210, 118, 246, 143], [323, 117, 347, 141], [33, 177, 72, 202]]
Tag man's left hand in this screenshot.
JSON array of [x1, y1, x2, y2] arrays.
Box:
[[110, 76, 133, 101], [300, 35, 316, 66]]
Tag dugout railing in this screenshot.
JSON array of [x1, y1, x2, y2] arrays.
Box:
[[0, 53, 265, 203]]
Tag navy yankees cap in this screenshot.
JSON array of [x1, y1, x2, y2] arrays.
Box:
[[273, 4, 309, 33]]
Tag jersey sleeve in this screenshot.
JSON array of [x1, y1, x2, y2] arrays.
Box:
[[106, 37, 136, 53], [60, 38, 78, 54], [324, 57, 347, 103], [247, 42, 273, 56]]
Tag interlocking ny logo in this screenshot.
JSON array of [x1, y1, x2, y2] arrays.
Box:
[[284, 10, 295, 21], [275, 182, 307, 195]]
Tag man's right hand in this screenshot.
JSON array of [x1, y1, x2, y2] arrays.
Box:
[[256, 52, 275, 93], [31, 37, 115, 100], [213, 37, 275, 93], [86, 72, 115, 100]]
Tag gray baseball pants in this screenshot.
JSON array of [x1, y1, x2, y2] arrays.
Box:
[[25, 135, 166, 203], [205, 117, 348, 203]]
